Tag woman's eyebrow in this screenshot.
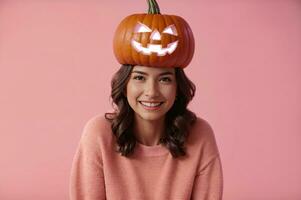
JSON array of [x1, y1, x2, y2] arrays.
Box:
[[132, 71, 174, 76], [159, 71, 174, 76], [132, 71, 148, 75]]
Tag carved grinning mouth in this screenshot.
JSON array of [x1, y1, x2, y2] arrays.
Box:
[[131, 40, 178, 56]]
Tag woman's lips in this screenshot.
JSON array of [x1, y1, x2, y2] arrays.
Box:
[[139, 101, 164, 110]]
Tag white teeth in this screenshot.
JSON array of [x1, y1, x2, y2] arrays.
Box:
[[140, 101, 162, 107]]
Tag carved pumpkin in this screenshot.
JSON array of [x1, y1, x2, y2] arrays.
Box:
[[113, 0, 194, 68]]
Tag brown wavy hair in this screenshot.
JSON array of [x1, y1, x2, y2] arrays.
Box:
[[105, 64, 197, 158]]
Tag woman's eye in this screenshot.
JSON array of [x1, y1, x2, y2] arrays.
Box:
[[160, 77, 172, 83], [133, 75, 145, 81]]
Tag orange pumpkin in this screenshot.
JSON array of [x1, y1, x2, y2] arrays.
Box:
[[113, 0, 194, 68]]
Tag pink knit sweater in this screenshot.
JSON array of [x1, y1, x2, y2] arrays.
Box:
[[69, 115, 223, 200]]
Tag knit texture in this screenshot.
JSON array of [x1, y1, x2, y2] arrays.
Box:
[[69, 115, 223, 200]]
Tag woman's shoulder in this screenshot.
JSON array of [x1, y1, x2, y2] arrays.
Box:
[[80, 113, 113, 141], [188, 116, 219, 153], [191, 116, 215, 137], [188, 117, 221, 174], [84, 113, 111, 129]]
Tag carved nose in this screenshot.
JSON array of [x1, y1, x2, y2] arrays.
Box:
[[150, 29, 161, 40]]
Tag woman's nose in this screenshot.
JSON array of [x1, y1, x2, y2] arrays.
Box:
[[144, 81, 159, 97]]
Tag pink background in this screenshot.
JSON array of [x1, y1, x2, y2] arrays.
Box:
[[0, 0, 300, 199]]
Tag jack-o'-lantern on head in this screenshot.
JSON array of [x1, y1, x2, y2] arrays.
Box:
[[113, 0, 194, 68]]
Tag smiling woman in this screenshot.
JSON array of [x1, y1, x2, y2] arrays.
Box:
[[107, 64, 196, 152], [127, 66, 177, 122], [69, 0, 223, 199]]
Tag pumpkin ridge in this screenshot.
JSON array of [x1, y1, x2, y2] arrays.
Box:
[[169, 15, 183, 67], [158, 14, 168, 65], [114, 15, 132, 64], [161, 15, 173, 67], [141, 14, 153, 66], [131, 14, 145, 64], [182, 17, 194, 68], [124, 15, 138, 65], [135, 14, 145, 66], [178, 16, 191, 68], [149, 14, 160, 66], [129, 15, 140, 64]]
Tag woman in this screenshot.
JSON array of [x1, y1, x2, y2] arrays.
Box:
[[70, 0, 223, 199]]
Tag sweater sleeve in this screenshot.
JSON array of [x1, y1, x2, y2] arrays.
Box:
[[69, 118, 106, 200], [191, 154, 223, 200], [191, 118, 223, 200]]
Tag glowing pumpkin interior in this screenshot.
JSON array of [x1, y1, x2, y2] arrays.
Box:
[[131, 22, 178, 56]]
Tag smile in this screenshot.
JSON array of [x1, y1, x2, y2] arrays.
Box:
[[139, 101, 164, 110], [131, 40, 178, 56]]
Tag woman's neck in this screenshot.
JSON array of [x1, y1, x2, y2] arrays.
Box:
[[133, 116, 165, 146]]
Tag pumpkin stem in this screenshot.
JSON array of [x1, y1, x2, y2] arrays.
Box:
[[147, 0, 161, 14]]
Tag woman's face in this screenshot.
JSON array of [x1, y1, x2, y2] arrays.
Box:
[[126, 65, 177, 122]]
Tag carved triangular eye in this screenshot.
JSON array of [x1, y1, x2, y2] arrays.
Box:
[[134, 22, 152, 33], [162, 24, 178, 36]]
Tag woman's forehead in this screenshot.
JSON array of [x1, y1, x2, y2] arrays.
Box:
[[132, 65, 175, 75]]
